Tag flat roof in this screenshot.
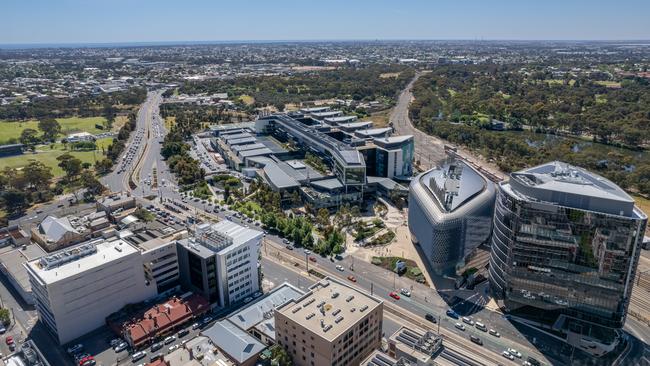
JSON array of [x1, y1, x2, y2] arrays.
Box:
[[239, 147, 273, 158], [0, 243, 47, 293], [276, 277, 382, 342], [263, 163, 300, 189], [324, 116, 357, 123], [423, 158, 487, 212], [211, 220, 263, 250], [354, 127, 391, 137], [202, 321, 266, 364], [27, 238, 138, 285], [228, 137, 257, 146], [232, 143, 266, 152], [227, 282, 303, 331], [223, 132, 253, 142], [310, 178, 344, 191]]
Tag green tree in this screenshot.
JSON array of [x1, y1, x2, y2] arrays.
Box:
[[2, 190, 28, 216], [19, 128, 40, 150], [80, 170, 105, 200], [57, 153, 83, 181], [316, 208, 330, 227], [38, 118, 61, 142], [95, 158, 113, 175]]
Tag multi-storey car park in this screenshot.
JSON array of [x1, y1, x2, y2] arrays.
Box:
[[408, 156, 496, 275], [489, 161, 648, 350]]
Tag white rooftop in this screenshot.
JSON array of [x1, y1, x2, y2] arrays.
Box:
[[27, 239, 138, 285]]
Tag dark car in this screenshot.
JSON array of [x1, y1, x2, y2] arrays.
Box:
[[425, 313, 437, 323], [446, 309, 459, 319], [470, 335, 483, 346], [178, 329, 190, 338]]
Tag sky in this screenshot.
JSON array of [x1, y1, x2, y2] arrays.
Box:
[[2, 0, 650, 45]]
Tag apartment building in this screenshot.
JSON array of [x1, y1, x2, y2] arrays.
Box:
[[177, 221, 262, 307], [275, 277, 383, 366], [25, 238, 156, 344]]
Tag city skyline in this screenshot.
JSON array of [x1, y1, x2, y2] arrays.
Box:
[[3, 0, 650, 45]]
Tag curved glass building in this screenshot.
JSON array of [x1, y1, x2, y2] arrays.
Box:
[[408, 157, 495, 275], [489, 162, 647, 330]]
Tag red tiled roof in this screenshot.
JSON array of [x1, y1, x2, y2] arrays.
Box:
[[123, 295, 209, 347]]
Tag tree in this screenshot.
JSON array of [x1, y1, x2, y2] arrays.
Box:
[[95, 158, 113, 175], [290, 190, 301, 206], [80, 170, 104, 200], [316, 208, 330, 227], [19, 128, 40, 150], [22, 160, 53, 200], [269, 345, 291, 366], [0, 308, 10, 326], [57, 153, 82, 181], [2, 190, 28, 216], [38, 118, 61, 142]]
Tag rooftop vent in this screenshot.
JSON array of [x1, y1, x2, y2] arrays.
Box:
[[346, 295, 354, 302], [306, 313, 315, 320], [332, 309, 341, 316], [323, 324, 333, 332], [317, 301, 326, 308], [331, 292, 339, 299], [292, 307, 301, 314], [350, 308, 356, 313], [335, 316, 344, 324], [360, 305, 368, 312]]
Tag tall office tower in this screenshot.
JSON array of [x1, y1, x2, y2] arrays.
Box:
[[489, 161, 647, 334]]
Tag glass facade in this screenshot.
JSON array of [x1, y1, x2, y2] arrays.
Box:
[[489, 185, 647, 329]]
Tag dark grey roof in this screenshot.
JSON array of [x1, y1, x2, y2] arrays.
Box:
[[310, 178, 344, 191], [223, 132, 253, 142], [263, 163, 300, 189], [239, 147, 273, 158], [423, 158, 487, 212], [202, 321, 266, 363], [232, 143, 266, 152], [228, 137, 257, 146]]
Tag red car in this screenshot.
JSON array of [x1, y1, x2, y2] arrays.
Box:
[[389, 292, 400, 300], [347, 275, 357, 282], [309, 256, 317, 263], [5, 336, 13, 345]]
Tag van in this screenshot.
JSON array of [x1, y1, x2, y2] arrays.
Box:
[[475, 322, 487, 331]]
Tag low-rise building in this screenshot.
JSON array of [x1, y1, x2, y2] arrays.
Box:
[[0, 243, 46, 305], [31, 215, 89, 252], [274, 277, 383, 366], [387, 326, 443, 365]]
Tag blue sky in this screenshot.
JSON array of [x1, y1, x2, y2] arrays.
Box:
[[3, 0, 649, 44]]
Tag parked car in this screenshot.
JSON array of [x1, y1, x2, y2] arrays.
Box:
[[336, 265, 344, 271], [131, 351, 147, 362], [425, 313, 436, 323], [462, 316, 474, 326], [178, 329, 189, 338], [151, 342, 163, 352], [489, 329, 501, 337], [454, 323, 466, 331], [0, 326, 6, 334], [309, 256, 317, 263], [470, 335, 483, 345], [502, 351, 515, 360], [507, 348, 522, 358], [347, 275, 357, 282], [168, 344, 180, 353], [163, 336, 176, 345], [286, 245, 294, 250], [114, 342, 128, 352], [109, 339, 122, 347], [67, 344, 84, 354], [192, 323, 200, 330], [389, 292, 400, 300], [400, 288, 411, 297]]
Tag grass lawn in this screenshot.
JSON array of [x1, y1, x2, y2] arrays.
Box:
[[0, 143, 105, 177], [111, 115, 128, 132], [361, 109, 391, 127], [379, 72, 401, 79], [0, 116, 108, 144]]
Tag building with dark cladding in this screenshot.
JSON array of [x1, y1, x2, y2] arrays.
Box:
[[489, 161, 647, 339], [408, 156, 495, 275]]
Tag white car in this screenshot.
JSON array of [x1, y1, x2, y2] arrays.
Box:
[[336, 265, 344, 271], [454, 323, 466, 331], [502, 351, 514, 360], [163, 336, 176, 345], [507, 348, 522, 358], [400, 288, 411, 297], [462, 316, 474, 326], [168, 344, 180, 353], [114, 342, 128, 352], [489, 329, 501, 337]]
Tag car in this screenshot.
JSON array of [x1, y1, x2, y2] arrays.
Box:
[[527, 357, 541, 366], [150, 353, 163, 362], [192, 323, 200, 330], [168, 344, 180, 353], [454, 323, 466, 331], [203, 316, 213, 324], [75, 353, 91, 362], [109, 338, 123, 347], [114, 342, 128, 352], [475, 322, 487, 332], [131, 351, 147, 362], [244, 296, 253, 303], [163, 336, 176, 345], [507, 348, 522, 358], [502, 351, 515, 360], [489, 329, 501, 337], [309, 256, 317, 263], [446, 309, 459, 319], [151, 342, 163, 352], [389, 292, 400, 300], [336, 265, 344, 271], [178, 329, 190, 338], [425, 313, 437, 323], [67, 344, 84, 354], [347, 275, 357, 282], [304, 249, 311, 255], [400, 288, 411, 297], [286, 245, 294, 250], [462, 316, 474, 326], [469, 335, 483, 345], [0, 326, 6, 334]]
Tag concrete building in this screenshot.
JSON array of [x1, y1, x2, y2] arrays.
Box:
[[275, 277, 383, 366], [202, 320, 266, 366], [177, 221, 262, 307], [138, 237, 181, 295], [31, 216, 88, 251], [489, 161, 648, 343], [96, 192, 137, 219], [25, 238, 156, 344], [408, 156, 496, 275], [0, 243, 47, 305], [386, 326, 443, 365]]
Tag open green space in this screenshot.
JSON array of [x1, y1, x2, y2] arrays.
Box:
[[0, 143, 104, 177], [0, 116, 108, 144]]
